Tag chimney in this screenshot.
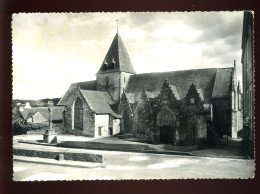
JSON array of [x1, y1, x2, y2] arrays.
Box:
[[24, 102, 31, 108], [18, 105, 24, 112]]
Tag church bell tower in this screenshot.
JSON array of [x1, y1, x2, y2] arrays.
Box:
[[96, 31, 136, 102]]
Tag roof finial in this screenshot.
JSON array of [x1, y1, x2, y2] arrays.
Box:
[[116, 19, 119, 34]]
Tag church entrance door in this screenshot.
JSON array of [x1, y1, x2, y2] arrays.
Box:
[[160, 125, 174, 144], [74, 98, 83, 130]]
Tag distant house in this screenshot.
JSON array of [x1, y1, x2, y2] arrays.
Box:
[[12, 102, 65, 124], [24, 112, 46, 124]]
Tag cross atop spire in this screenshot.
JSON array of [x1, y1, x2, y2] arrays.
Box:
[[116, 19, 119, 34]]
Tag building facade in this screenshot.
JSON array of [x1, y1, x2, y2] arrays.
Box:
[[242, 11, 254, 158], [59, 32, 242, 146]]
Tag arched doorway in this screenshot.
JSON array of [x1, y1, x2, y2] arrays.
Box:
[[157, 108, 175, 144], [74, 98, 83, 130], [160, 125, 174, 144], [122, 111, 130, 133]]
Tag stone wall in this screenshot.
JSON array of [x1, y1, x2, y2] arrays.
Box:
[[96, 72, 120, 101], [13, 148, 103, 163], [231, 110, 243, 138], [196, 115, 207, 148], [197, 115, 207, 139], [63, 88, 95, 136], [119, 72, 134, 97]]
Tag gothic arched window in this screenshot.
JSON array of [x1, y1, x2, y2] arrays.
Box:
[[157, 109, 175, 125], [74, 98, 83, 130]]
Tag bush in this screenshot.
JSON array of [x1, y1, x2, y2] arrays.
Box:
[[13, 119, 64, 135], [13, 119, 28, 135]]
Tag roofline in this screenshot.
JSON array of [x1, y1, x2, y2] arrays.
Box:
[[78, 89, 95, 112], [72, 80, 96, 85], [96, 70, 136, 75], [128, 67, 233, 77], [95, 113, 122, 119], [57, 83, 76, 106]]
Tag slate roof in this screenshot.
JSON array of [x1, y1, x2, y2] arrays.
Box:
[[97, 33, 136, 74], [58, 80, 97, 105], [20, 106, 65, 121], [125, 68, 233, 104], [169, 85, 180, 100], [80, 90, 122, 118], [212, 68, 233, 98]]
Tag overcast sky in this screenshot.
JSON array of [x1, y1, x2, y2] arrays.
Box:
[[12, 12, 244, 100]]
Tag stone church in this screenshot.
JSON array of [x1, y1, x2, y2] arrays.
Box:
[[58, 32, 242, 146]]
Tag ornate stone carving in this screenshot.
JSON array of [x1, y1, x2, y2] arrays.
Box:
[[181, 83, 204, 114], [157, 79, 178, 110], [157, 108, 175, 126]]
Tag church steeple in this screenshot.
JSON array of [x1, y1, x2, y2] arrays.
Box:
[[97, 32, 136, 74]]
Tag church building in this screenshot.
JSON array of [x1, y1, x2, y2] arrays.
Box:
[[58, 31, 242, 146]]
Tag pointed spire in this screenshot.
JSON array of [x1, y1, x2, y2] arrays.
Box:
[[232, 60, 237, 89], [97, 32, 136, 74]]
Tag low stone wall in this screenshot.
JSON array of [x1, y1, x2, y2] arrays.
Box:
[[13, 148, 103, 163]]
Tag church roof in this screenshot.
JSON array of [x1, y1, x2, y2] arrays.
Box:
[[212, 68, 233, 98], [125, 67, 233, 104], [80, 90, 122, 118], [97, 33, 136, 74], [58, 80, 97, 105]]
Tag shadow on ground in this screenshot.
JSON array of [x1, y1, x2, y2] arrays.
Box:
[[15, 134, 247, 159]]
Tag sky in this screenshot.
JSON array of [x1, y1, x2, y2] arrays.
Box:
[[12, 12, 244, 100]]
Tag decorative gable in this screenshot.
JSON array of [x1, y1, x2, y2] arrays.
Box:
[[157, 79, 178, 109], [118, 89, 133, 116], [181, 83, 204, 114], [135, 87, 153, 116], [185, 83, 204, 105]]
